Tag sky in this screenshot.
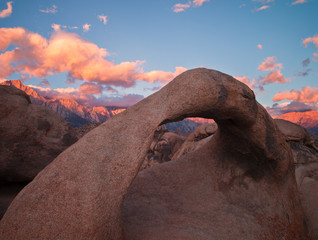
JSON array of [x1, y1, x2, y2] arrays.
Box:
[[0, 0, 317, 115]]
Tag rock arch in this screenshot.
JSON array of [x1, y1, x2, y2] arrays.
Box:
[[0, 68, 309, 239]]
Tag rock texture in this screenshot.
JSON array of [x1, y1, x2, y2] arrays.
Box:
[[141, 126, 186, 169], [296, 163, 318, 240], [0, 85, 78, 182], [0, 68, 309, 239], [275, 119, 318, 239], [172, 123, 217, 160]]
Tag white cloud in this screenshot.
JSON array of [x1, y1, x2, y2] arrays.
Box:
[[98, 15, 107, 25], [40, 5, 57, 14], [83, 23, 91, 32]]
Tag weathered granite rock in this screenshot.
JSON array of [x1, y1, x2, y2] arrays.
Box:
[[277, 119, 318, 239], [0, 85, 77, 182], [275, 118, 318, 152], [295, 162, 318, 239], [172, 123, 217, 160], [141, 126, 186, 169], [0, 68, 309, 239]]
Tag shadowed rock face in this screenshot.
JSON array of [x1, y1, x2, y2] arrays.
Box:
[[0, 68, 309, 239], [0, 85, 77, 182], [275, 119, 318, 239]]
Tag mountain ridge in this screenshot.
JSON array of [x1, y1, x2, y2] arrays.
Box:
[[0, 80, 127, 127], [1, 80, 317, 135]]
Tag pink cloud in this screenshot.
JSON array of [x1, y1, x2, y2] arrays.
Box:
[[0, 1, 13, 18], [273, 86, 318, 103], [140, 67, 187, 84], [258, 56, 282, 71], [256, 5, 271, 11], [303, 35, 318, 61], [234, 76, 256, 90], [78, 82, 103, 95], [303, 35, 318, 48], [0, 27, 185, 88], [98, 15, 107, 25], [292, 0, 307, 5], [172, 2, 191, 12], [39, 5, 57, 14], [83, 24, 91, 32], [257, 44, 263, 50], [193, 0, 209, 7], [29, 85, 143, 107], [259, 70, 290, 84], [52, 24, 61, 31]]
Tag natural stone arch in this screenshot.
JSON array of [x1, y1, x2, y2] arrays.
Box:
[[0, 68, 309, 239]]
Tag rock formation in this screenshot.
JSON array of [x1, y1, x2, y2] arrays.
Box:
[[141, 126, 186, 169], [171, 122, 217, 160], [0, 68, 309, 239], [275, 119, 318, 239], [277, 110, 318, 136], [0, 85, 78, 182]]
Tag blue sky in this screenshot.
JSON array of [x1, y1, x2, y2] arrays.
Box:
[[0, 0, 317, 113]]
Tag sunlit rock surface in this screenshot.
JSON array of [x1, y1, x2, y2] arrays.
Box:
[[0, 69, 310, 239]]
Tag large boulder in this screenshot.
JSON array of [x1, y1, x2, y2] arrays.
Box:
[[275, 119, 318, 239], [0, 85, 77, 182], [0, 68, 309, 239]]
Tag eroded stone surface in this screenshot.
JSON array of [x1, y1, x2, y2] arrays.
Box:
[[0, 85, 77, 182], [0, 68, 309, 239]]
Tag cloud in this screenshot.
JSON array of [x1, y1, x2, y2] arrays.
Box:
[[83, 24, 91, 32], [52, 24, 61, 31], [302, 58, 310, 67], [257, 44, 263, 50], [193, 0, 209, 7], [39, 5, 57, 14], [140, 66, 187, 84], [303, 35, 318, 48], [294, 68, 311, 77], [172, 2, 191, 12], [257, 56, 283, 71], [78, 82, 103, 95], [98, 15, 107, 25], [0, 1, 13, 18], [39, 80, 50, 87], [173, 0, 209, 13], [256, 5, 271, 11], [292, 0, 307, 5], [29, 84, 144, 107], [143, 86, 162, 92], [303, 35, 318, 61], [258, 56, 282, 71], [273, 86, 318, 103], [234, 76, 256, 90], [259, 70, 290, 84], [266, 101, 316, 117], [0, 27, 185, 89], [52, 24, 79, 32], [256, 56, 289, 88]]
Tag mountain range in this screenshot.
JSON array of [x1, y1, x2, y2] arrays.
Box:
[[0, 80, 126, 127], [1, 80, 317, 135]]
